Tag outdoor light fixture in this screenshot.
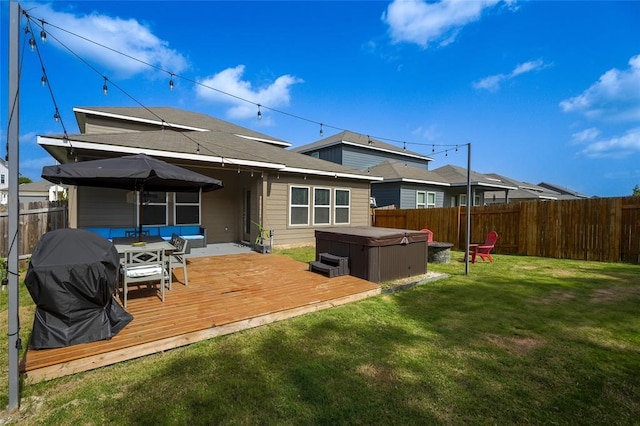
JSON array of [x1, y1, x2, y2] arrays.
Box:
[[319, 123, 324, 137], [102, 77, 108, 95], [257, 104, 262, 120], [53, 111, 60, 122], [169, 73, 174, 91], [41, 75, 47, 86], [29, 37, 36, 51]]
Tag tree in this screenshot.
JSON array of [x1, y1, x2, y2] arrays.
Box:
[[633, 184, 640, 196], [18, 176, 32, 184]]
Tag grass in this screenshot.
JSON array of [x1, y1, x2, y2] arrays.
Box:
[[1, 250, 639, 424]]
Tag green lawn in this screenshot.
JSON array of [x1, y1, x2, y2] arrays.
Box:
[[1, 251, 639, 424]]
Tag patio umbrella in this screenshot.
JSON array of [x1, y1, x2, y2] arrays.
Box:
[[42, 153, 223, 238]]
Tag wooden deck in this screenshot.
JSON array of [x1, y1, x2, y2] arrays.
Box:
[[20, 253, 380, 383]]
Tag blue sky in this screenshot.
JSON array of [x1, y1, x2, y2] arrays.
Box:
[[2, 0, 639, 197]]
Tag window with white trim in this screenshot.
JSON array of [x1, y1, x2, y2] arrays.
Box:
[[427, 192, 436, 208], [416, 191, 427, 208], [334, 189, 350, 224], [289, 186, 310, 226], [175, 191, 201, 225], [313, 187, 331, 225], [141, 191, 168, 226], [1, 174, 5, 185]]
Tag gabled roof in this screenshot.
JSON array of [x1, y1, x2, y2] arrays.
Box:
[[19, 180, 67, 194], [368, 160, 449, 186], [484, 173, 559, 200], [538, 182, 588, 199], [292, 130, 432, 162], [38, 129, 381, 182], [431, 165, 517, 190], [73, 106, 291, 148]]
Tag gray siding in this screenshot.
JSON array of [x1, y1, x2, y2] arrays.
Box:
[[399, 185, 446, 209], [315, 146, 342, 164], [343, 146, 427, 171], [371, 183, 401, 209]]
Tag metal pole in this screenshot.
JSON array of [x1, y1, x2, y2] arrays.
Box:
[[465, 143, 471, 275], [7, 0, 22, 412]]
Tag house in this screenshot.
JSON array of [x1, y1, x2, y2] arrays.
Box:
[[19, 181, 68, 204], [429, 165, 516, 206], [292, 130, 433, 171], [294, 132, 518, 207], [37, 106, 380, 248], [367, 160, 450, 209], [483, 174, 560, 204], [538, 182, 589, 200], [0, 158, 8, 205]]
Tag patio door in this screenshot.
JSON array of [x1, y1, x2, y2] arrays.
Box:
[[243, 189, 251, 243]]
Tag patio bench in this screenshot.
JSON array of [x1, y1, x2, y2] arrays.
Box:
[[83, 225, 206, 250]]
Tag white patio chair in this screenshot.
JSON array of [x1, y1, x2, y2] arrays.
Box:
[[121, 248, 169, 307]]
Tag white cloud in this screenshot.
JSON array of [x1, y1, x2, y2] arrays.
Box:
[[577, 127, 640, 159], [560, 54, 640, 122], [412, 124, 440, 142], [23, 2, 188, 78], [570, 128, 600, 144], [382, 0, 514, 48], [195, 65, 303, 120], [473, 59, 547, 92]]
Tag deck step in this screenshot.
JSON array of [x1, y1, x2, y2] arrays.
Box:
[[319, 253, 350, 275], [309, 261, 341, 278]]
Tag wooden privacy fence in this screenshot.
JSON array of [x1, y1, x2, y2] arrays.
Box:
[[0, 201, 68, 258], [373, 197, 640, 264]]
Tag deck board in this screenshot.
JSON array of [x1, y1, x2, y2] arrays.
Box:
[[21, 253, 380, 382]]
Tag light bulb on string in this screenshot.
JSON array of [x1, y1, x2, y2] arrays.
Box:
[[455, 145, 458, 152], [367, 136, 372, 145], [41, 75, 47, 87], [432, 145, 435, 153], [40, 21, 47, 43], [29, 37, 36, 51], [257, 104, 262, 120], [53, 110, 60, 122], [169, 73, 174, 91], [196, 143, 200, 154], [403, 141, 406, 152], [319, 123, 324, 137], [102, 77, 108, 95]]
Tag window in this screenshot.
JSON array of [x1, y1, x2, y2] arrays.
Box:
[[1, 174, 4, 185], [175, 191, 200, 225], [141, 191, 167, 226], [289, 186, 310, 226], [416, 191, 426, 208], [334, 189, 350, 224], [313, 188, 331, 225], [459, 194, 467, 206], [427, 192, 436, 208]]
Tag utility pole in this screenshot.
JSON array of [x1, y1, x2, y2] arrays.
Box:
[[465, 143, 471, 275], [7, 0, 22, 413]]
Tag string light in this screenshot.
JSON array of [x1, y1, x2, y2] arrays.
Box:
[[29, 36, 36, 51], [102, 76, 108, 95], [319, 123, 324, 137], [40, 21, 47, 43], [257, 104, 262, 120], [196, 143, 200, 154], [403, 141, 406, 152], [367, 136, 372, 145], [169, 73, 174, 91], [53, 110, 60, 122], [432, 145, 435, 153], [41, 75, 47, 87]]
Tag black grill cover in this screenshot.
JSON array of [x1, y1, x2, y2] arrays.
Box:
[[25, 228, 133, 349]]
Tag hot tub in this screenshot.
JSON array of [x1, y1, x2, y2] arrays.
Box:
[[314, 227, 429, 283]]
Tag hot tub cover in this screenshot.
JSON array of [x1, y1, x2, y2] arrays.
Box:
[[314, 226, 430, 247], [25, 228, 133, 349]]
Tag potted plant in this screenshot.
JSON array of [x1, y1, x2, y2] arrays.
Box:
[[252, 221, 272, 254]]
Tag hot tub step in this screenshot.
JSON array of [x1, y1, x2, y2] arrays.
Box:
[[319, 253, 350, 275], [309, 261, 342, 278]]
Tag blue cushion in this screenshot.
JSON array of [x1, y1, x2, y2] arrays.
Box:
[[180, 225, 201, 235], [84, 227, 110, 239]]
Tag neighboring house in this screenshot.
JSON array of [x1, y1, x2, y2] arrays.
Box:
[[292, 131, 432, 171], [368, 160, 450, 209], [18, 181, 68, 204], [538, 182, 589, 200], [430, 165, 516, 207], [37, 106, 381, 248], [0, 158, 8, 205], [294, 131, 518, 207], [483, 174, 560, 204]]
